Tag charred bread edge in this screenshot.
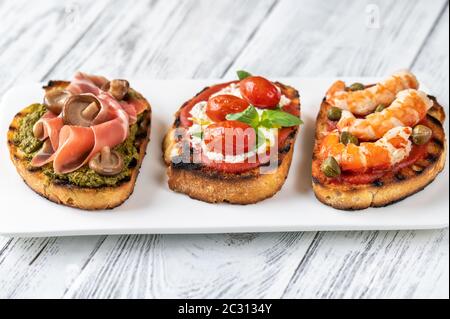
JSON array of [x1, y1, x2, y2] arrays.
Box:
[[166, 142, 295, 204], [7, 81, 152, 211], [312, 95, 447, 211], [162, 81, 300, 204]]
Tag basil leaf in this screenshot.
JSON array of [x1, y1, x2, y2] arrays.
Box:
[[259, 111, 277, 129], [260, 110, 302, 128], [237, 70, 252, 81], [256, 128, 266, 150], [191, 131, 203, 139], [226, 105, 260, 128]]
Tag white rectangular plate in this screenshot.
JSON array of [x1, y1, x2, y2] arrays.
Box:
[[0, 78, 448, 237]]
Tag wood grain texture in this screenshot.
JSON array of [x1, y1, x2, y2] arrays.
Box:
[[0, 0, 110, 95], [226, 0, 448, 77], [44, 0, 279, 79], [63, 233, 315, 298], [282, 230, 449, 299], [0, 237, 106, 298], [0, 0, 448, 299], [412, 4, 449, 105]]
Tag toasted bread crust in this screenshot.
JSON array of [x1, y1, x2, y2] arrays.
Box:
[[7, 81, 152, 211], [163, 82, 300, 204], [312, 96, 447, 210], [167, 145, 295, 204]]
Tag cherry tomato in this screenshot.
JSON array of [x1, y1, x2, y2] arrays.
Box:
[[206, 95, 249, 122], [179, 82, 236, 127], [240, 76, 281, 109], [204, 121, 255, 156]]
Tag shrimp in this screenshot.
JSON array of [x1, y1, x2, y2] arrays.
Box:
[[337, 89, 433, 140], [326, 70, 419, 115], [320, 127, 412, 172]]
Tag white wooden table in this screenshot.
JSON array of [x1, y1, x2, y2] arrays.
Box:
[[0, 0, 448, 299]]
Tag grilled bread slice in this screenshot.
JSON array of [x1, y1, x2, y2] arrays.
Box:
[[7, 81, 152, 210], [163, 82, 300, 204], [312, 96, 446, 210]]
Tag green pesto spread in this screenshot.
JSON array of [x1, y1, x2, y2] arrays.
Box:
[[13, 105, 143, 188], [13, 104, 46, 159]]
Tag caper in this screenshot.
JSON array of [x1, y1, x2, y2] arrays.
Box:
[[327, 107, 342, 121], [375, 104, 386, 113], [348, 83, 365, 91], [321, 156, 341, 178], [412, 125, 432, 145], [340, 131, 359, 145]]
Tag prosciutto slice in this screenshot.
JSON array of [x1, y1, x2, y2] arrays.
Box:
[[34, 112, 64, 150], [52, 126, 95, 174], [52, 106, 129, 174], [66, 72, 107, 95], [120, 101, 137, 124], [30, 112, 64, 167], [31, 72, 145, 174], [132, 99, 149, 116]]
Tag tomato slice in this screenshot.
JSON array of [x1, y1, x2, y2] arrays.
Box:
[[203, 120, 255, 156], [179, 81, 237, 127], [282, 100, 300, 116], [201, 158, 262, 173], [332, 144, 428, 185], [240, 76, 281, 109], [206, 95, 249, 122]]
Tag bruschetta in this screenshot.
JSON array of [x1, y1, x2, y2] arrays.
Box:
[[7, 72, 152, 210], [312, 70, 446, 210], [163, 71, 302, 204]]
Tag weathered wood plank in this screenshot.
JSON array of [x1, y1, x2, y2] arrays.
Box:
[[0, 237, 106, 298], [412, 4, 449, 105], [45, 0, 279, 79], [282, 230, 449, 299], [226, 0, 447, 77], [0, 237, 13, 262], [64, 233, 315, 298], [0, 0, 110, 96]]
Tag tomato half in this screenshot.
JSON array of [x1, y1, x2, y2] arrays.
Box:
[[240, 76, 281, 109], [204, 121, 255, 156], [206, 95, 249, 122]]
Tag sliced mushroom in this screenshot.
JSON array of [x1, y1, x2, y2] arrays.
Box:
[[62, 94, 101, 127], [89, 146, 124, 176], [44, 90, 71, 115], [102, 79, 129, 100]]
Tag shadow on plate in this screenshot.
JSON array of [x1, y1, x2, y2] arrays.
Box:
[[117, 114, 170, 212], [294, 113, 315, 195]]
